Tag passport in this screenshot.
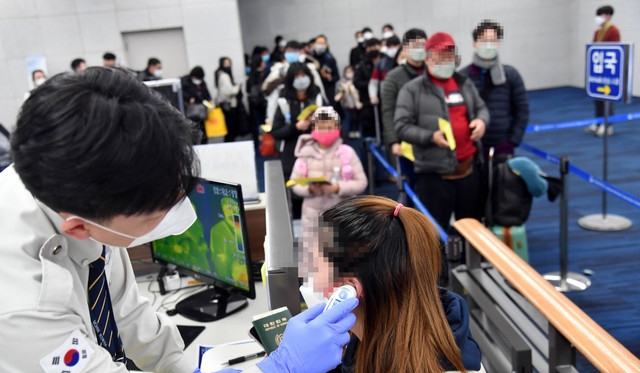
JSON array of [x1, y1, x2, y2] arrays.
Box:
[[251, 306, 292, 353]]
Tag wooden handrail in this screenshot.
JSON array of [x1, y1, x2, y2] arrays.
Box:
[[454, 218, 640, 373]]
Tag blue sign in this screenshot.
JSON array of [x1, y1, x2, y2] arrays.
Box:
[[586, 43, 633, 103]]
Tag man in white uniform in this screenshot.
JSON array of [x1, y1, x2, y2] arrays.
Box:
[[0, 67, 357, 373]]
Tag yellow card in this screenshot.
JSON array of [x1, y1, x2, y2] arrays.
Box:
[[400, 141, 415, 162], [285, 176, 329, 187], [297, 104, 319, 121], [438, 118, 456, 151]]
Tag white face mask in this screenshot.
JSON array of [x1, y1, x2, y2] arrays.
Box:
[[314, 44, 327, 54], [192, 78, 202, 85], [382, 30, 394, 39], [66, 197, 196, 248], [153, 69, 163, 78], [363, 31, 373, 40], [386, 48, 399, 58], [431, 62, 456, 79], [34, 77, 46, 87], [595, 15, 606, 27], [380, 45, 388, 54], [345, 72, 354, 80], [293, 75, 311, 91], [279, 40, 287, 48], [476, 42, 499, 60], [357, 36, 365, 43], [409, 48, 426, 62]]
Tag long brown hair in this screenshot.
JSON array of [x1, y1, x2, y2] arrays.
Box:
[[321, 195, 466, 373]]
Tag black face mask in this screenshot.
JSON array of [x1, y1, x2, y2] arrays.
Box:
[[367, 50, 380, 60]]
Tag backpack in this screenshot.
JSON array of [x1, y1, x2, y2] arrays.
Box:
[[294, 144, 354, 181], [488, 161, 533, 227]]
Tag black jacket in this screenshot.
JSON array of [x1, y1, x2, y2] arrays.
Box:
[[180, 76, 212, 106], [459, 63, 529, 147], [353, 58, 375, 105]]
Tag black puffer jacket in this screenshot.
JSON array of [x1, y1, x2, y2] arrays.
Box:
[[459, 63, 529, 147]]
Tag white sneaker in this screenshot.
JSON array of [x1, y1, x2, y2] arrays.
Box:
[[584, 123, 598, 134], [595, 124, 613, 137]]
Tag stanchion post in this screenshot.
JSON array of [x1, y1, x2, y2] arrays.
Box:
[[577, 100, 631, 231], [364, 138, 375, 195], [544, 156, 592, 292], [559, 156, 569, 287], [602, 101, 610, 218]]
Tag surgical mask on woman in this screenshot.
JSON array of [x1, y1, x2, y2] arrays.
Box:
[[66, 197, 196, 248], [476, 42, 499, 60], [431, 62, 456, 79], [293, 75, 311, 91]]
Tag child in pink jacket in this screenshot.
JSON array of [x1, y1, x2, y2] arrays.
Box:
[[289, 107, 368, 232]]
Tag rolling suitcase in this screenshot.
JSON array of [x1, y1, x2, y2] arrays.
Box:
[[490, 225, 529, 262]]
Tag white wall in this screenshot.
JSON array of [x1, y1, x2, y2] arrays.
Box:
[[238, 0, 640, 95], [0, 0, 245, 132]]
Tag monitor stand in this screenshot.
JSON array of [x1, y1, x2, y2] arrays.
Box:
[[175, 287, 248, 322]]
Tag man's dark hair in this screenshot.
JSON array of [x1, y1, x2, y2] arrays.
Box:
[[596, 5, 614, 16], [382, 23, 394, 31], [361, 27, 372, 33], [402, 28, 428, 44], [285, 40, 302, 50], [251, 45, 268, 58], [70, 58, 85, 71], [386, 36, 401, 46], [365, 38, 381, 48], [282, 62, 319, 101], [103, 52, 116, 61], [275, 35, 284, 44], [190, 66, 205, 79], [11, 67, 199, 221], [147, 57, 161, 67], [473, 20, 504, 41]]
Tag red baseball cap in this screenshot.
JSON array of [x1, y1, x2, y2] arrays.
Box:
[[425, 32, 456, 52]]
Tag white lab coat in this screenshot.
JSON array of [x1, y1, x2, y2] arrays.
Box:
[[0, 165, 192, 372]]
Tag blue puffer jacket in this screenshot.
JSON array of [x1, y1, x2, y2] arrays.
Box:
[[459, 63, 529, 147]]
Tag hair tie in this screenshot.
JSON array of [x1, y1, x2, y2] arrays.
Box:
[[393, 203, 403, 217]]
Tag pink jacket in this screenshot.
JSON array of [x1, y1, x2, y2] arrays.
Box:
[[289, 134, 368, 229]]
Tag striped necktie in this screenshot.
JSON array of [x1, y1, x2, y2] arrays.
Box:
[[87, 246, 126, 363]]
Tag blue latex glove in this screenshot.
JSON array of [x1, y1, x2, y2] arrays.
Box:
[[256, 297, 358, 373]]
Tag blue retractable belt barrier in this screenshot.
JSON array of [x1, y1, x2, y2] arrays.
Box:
[[366, 141, 449, 241], [520, 142, 640, 210], [526, 112, 640, 133]]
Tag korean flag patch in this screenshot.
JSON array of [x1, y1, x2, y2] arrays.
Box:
[[40, 329, 94, 373]]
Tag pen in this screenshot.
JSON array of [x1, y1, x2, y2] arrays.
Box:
[[223, 350, 267, 366]]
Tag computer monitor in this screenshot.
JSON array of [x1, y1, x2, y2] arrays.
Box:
[[151, 178, 255, 322], [263, 160, 301, 316]]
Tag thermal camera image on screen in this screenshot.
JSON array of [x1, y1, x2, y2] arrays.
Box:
[[153, 180, 250, 291]]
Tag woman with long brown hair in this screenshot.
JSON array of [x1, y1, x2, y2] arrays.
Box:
[[312, 195, 484, 373]]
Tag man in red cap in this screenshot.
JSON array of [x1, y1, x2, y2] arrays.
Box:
[[394, 32, 489, 277]]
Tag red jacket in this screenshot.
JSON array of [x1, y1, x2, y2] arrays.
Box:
[[593, 23, 620, 42]]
